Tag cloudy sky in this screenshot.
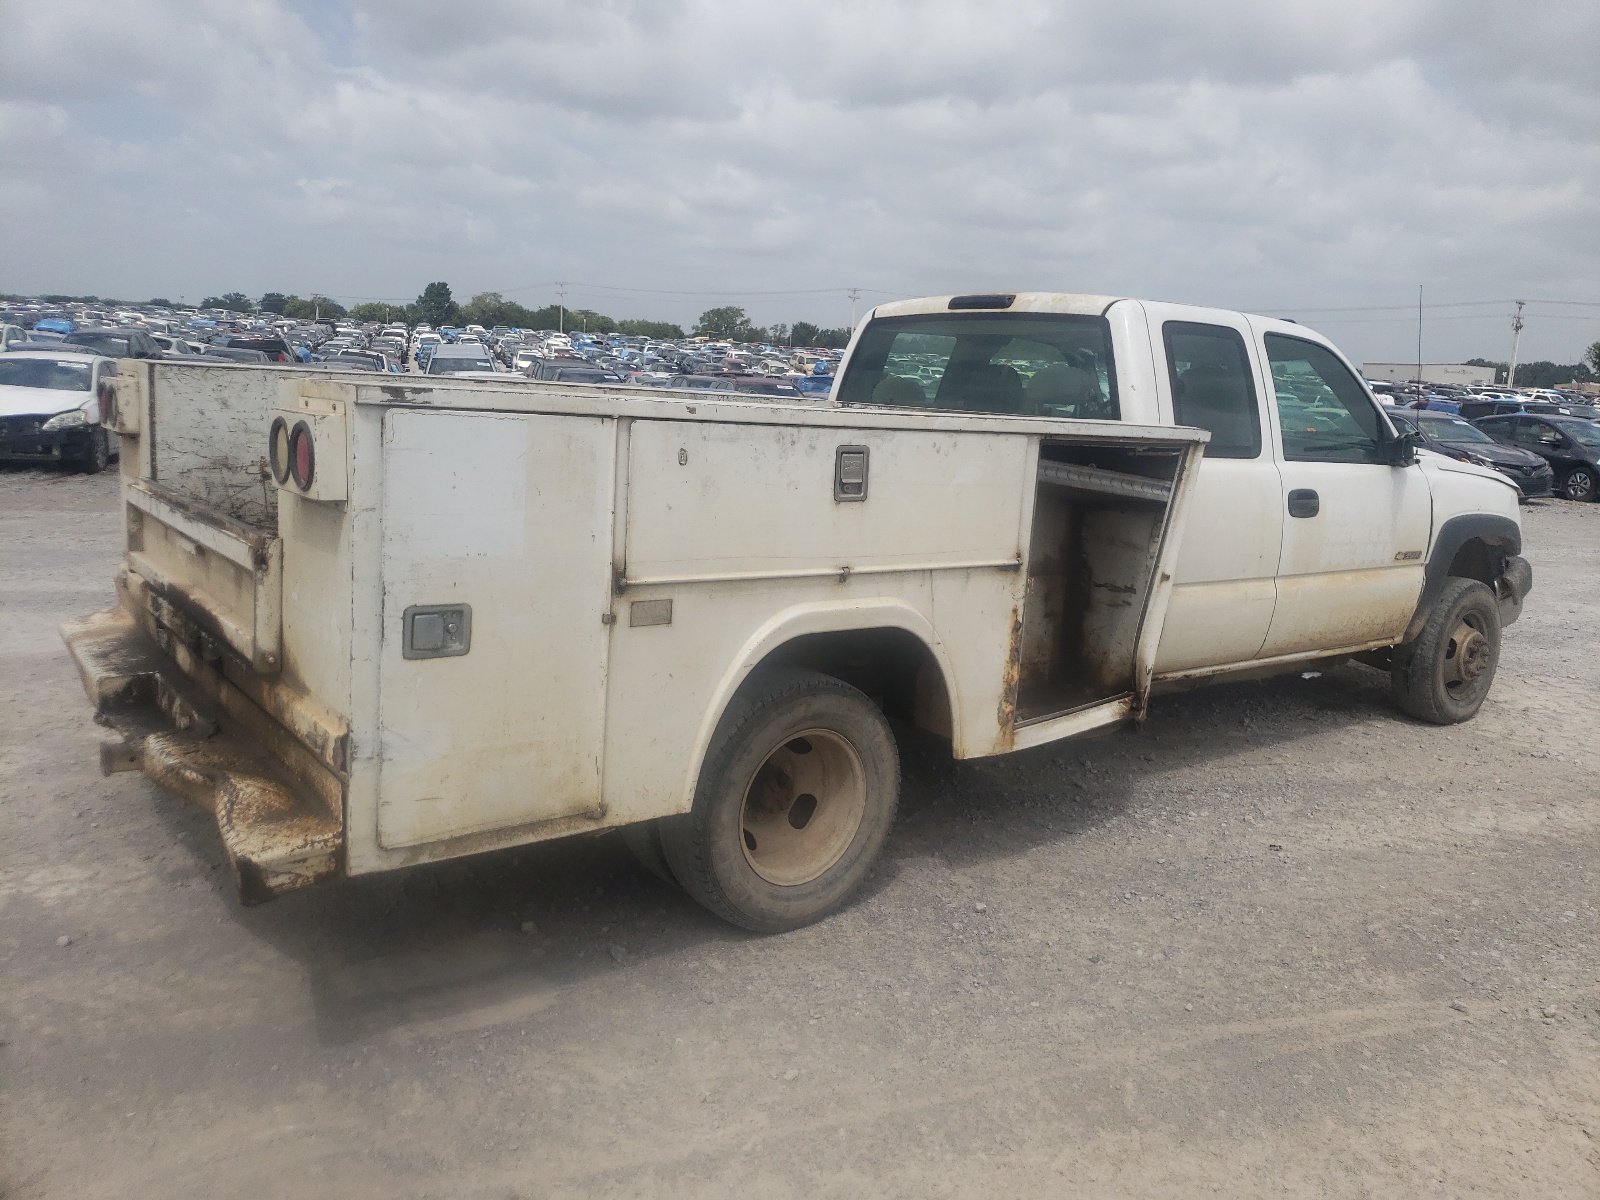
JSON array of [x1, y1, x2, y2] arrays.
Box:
[[2, 0, 1596, 362]]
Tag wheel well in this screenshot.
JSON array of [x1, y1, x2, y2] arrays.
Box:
[[753, 627, 953, 740], [1446, 537, 1505, 587]]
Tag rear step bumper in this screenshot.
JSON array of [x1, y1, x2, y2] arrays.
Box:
[[60, 607, 342, 905]]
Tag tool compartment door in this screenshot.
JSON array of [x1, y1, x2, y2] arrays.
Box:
[[376, 409, 613, 849]]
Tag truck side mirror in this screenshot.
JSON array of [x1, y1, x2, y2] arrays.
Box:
[[1387, 428, 1422, 467]]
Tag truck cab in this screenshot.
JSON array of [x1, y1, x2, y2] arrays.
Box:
[[834, 293, 1529, 692]]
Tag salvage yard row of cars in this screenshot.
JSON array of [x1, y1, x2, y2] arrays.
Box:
[[1, 296, 1597, 501]]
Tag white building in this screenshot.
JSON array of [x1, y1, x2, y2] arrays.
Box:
[[1363, 362, 1495, 385]]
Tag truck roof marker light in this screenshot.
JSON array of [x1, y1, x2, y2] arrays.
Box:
[[289, 420, 315, 491], [269, 416, 292, 484], [948, 294, 1016, 310]]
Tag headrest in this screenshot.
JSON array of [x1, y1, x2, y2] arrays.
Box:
[[872, 374, 926, 406]]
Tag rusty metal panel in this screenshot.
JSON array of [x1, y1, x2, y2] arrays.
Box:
[[124, 478, 283, 674], [375, 408, 615, 849]]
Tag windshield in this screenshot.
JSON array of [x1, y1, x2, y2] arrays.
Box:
[[837, 312, 1119, 418], [1417, 415, 1493, 444], [0, 358, 93, 391], [1552, 419, 1600, 447]]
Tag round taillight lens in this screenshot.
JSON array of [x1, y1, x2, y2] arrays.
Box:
[[289, 420, 314, 490], [268, 416, 291, 484]]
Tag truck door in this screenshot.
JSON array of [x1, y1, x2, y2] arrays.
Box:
[[1252, 327, 1431, 657], [1144, 306, 1283, 673], [375, 408, 615, 849]]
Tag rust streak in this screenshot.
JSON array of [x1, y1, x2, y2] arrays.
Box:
[[996, 604, 1023, 746]]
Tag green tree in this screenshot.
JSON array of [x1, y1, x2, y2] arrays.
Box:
[[147, 298, 172, 309], [259, 292, 289, 315], [616, 318, 685, 339], [1585, 342, 1600, 375], [413, 282, 461, 327], [695, 306, 754, 339], [200, 293, 253, 312], [790, 321, 849, 348], [349, 301, 409, 323], [281, 294, 347, 320]]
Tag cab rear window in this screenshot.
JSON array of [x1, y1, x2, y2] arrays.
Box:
[[837, 312, 1119, 419]]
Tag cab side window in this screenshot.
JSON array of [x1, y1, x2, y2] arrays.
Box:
[[1162, 322, 1261, 458], [1265, 333, 1386, 464], [1515, 419, 1563, 449]]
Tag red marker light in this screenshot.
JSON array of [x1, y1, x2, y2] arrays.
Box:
[[289, 420, 315, 490]]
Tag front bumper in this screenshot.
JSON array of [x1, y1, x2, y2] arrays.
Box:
[[1496, 555, 1534, 627], [60, 606, 343, 904], [0, 417, 97, 461], [1491, 461, 1554, 497]]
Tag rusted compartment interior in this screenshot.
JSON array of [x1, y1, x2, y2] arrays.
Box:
[[1016, 441, 1183, 724]]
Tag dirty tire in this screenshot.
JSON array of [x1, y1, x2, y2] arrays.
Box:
[[77, 427, 110, 474], [619, 820, 679, 888], [1391, 577, 1501, 724], [660, 667, 899, 933], [1560, 466, 1596, 502]]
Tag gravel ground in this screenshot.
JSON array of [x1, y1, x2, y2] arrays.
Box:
[[2, 466, 1596, 1199]]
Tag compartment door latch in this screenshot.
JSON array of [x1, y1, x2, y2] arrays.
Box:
[[403, 604, 472, 659], [834, 445, 869, 502]]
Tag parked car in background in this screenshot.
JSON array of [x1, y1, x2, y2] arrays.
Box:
[[713, 376, 802, 397], [1389, 410, 1553, 499], [424, 344, 500, 375], [216, 336, 295, 363], [62, 328, 164, 359], [1460, 398, 1578, 421], [0, 350, 118, 472], [0, 324, 30, 351], [1476, 414, 1600, 501]]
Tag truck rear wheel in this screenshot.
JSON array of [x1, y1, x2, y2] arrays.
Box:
[[1391, 577, 1501, 724], [661, 667, 899, 933]]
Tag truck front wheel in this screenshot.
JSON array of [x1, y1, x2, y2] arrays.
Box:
[[661, 667, 899, 933], [1390, 577, 1501, 724]]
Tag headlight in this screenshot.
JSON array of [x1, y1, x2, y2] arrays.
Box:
[[41, 407, 90, 431], [1467, 453, 1495, 467]]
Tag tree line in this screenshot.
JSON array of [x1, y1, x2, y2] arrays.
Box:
[[1465, 355, 1596, 389], [99, 283, 853, 347]]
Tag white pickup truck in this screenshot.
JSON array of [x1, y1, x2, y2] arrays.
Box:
[[62, 292, 1531, 931]]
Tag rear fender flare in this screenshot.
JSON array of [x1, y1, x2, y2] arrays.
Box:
[[679, 599, 960, 811]]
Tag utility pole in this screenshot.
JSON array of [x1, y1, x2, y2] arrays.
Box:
[[848, 287, 860, 330], [556, 281, 567, 334], [1507, 299, 1525, 388], [1415, 284, 1423, 392]]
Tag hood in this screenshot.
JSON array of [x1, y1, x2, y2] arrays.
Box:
[[1434, 439, 1545, 469], [1418, 449, 1519, 492], [0, 383, 93, 420]]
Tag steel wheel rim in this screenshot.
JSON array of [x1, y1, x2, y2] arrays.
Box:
[[739, 728, 868, 887], [1441, 613, 1491, 693]]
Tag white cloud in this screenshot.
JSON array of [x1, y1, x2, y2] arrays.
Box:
[[0, 0, 1595, 361]]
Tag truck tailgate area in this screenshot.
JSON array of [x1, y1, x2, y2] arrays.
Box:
[[61, 605, 342, 904]]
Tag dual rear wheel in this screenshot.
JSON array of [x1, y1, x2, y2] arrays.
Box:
[[629, 667, 899, 933]]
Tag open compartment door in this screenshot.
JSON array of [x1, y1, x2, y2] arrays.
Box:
[[1011, 435, 1203, 749]]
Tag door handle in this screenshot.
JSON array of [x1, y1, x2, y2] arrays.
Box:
[[1287, 488, 1320, 518]]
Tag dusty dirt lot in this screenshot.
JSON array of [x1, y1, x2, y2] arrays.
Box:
[[2, 465, 1596, 1199]]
